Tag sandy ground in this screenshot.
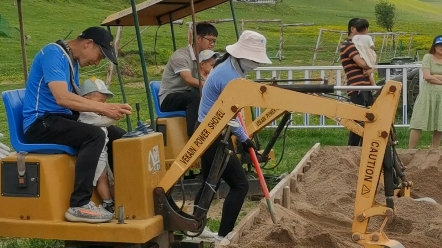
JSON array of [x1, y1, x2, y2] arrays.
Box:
[[230, 146, 442, 248]]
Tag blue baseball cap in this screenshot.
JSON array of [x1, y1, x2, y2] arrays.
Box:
[[434, 36, 442, 46]]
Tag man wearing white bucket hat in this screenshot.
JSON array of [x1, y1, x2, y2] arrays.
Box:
[[191, 30, 272, 242]]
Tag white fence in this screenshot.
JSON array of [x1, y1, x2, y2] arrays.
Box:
[[252, 64, 423, 128]]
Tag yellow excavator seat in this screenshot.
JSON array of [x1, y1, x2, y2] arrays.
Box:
[[0, 133, 167, 244]]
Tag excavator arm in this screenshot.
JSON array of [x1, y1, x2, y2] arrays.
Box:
[[243, 94, 409, 202], [155, 78, 405, 248], [245, 108, 286, 135], [158, 79, 382, 191], [245, 108, 364, 137]]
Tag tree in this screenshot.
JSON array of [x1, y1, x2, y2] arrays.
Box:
[[374, 0, 397, 32]]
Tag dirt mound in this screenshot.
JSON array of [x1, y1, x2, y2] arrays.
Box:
[[228, 202, 358, 248], [234, 146, 442, 248], [397, 149, 442, 203]]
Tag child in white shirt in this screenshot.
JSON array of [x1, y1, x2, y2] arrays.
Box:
[[352, 19, 377, 86], [78, 77, 117, 214]]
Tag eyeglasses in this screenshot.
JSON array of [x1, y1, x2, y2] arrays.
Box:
[[203, 36, 217, 45]]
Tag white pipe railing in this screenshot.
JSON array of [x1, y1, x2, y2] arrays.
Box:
[[253, 64, 423, 128]]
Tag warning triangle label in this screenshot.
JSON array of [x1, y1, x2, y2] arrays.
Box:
[[362, 185, 370, 195]]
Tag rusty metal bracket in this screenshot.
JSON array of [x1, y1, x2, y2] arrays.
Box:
[[153, 187, 203, 233]]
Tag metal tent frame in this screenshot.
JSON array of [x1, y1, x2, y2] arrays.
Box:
[[15, 0, 255, 136], [100, 0, 241, 132]]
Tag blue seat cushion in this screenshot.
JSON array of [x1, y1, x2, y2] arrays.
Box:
[[2, 89, 78, 155], [149, 81, 186, 118]]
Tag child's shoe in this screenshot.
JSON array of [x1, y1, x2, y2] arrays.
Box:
[[101, 200, 115, 214]]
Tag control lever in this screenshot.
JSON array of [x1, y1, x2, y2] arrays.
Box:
[[136, 103, 143, 127], [123, 102, 154, 138], [134, 102, 153, 134]]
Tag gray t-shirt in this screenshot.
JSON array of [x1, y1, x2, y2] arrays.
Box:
[[159, 45, 197, 104]]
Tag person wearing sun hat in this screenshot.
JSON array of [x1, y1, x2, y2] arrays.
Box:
[[192, 30, 272, 243]]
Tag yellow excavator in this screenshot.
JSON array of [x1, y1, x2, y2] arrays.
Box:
[[1, 0, 411, 247], [1, 76, 410, 248]]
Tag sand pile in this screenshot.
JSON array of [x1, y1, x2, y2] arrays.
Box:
[[397, 149, 442, 203], [233, 146, 442, 248]]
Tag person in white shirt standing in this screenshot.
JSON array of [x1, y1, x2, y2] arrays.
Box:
[[352, 18, 377, 86], [78, 77, 118, 214]]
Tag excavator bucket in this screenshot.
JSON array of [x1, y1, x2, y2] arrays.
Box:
[[364, 240, 406, 248], [384, 241, 406, 248], [364, 240, 405, 248]]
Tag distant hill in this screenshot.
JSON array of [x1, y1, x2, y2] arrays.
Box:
[[421, 0, 442, 8], [282, 0, 442, 24]]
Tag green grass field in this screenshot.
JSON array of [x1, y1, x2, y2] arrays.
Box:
[[0, 0, 440, 247], [1, 0, 442, 83]]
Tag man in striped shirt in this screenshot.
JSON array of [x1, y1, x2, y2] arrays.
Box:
[[340, 18, 374, 146]]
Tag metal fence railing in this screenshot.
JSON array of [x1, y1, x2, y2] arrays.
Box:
[[252, 63, 423, 128]]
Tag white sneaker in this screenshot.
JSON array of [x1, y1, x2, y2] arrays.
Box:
[[215, 232, 234, 245], [64, 201, 113, 223], [214, 234, 223, 244], [186, 226, 217, 239]]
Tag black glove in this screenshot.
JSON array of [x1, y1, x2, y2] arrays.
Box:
[[242, 138, 257, 152]]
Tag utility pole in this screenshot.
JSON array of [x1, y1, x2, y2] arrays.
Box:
[[17, 0, 28, 84]]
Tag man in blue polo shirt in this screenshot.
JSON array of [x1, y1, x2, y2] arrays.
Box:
[[22, 27, 132, 223]]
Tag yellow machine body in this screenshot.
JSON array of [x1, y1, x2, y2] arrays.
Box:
[[149, 114, 275, 172], [0, 133, 167, 244], [152, 117, 201, 170], [0, 79, 409, 248]]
